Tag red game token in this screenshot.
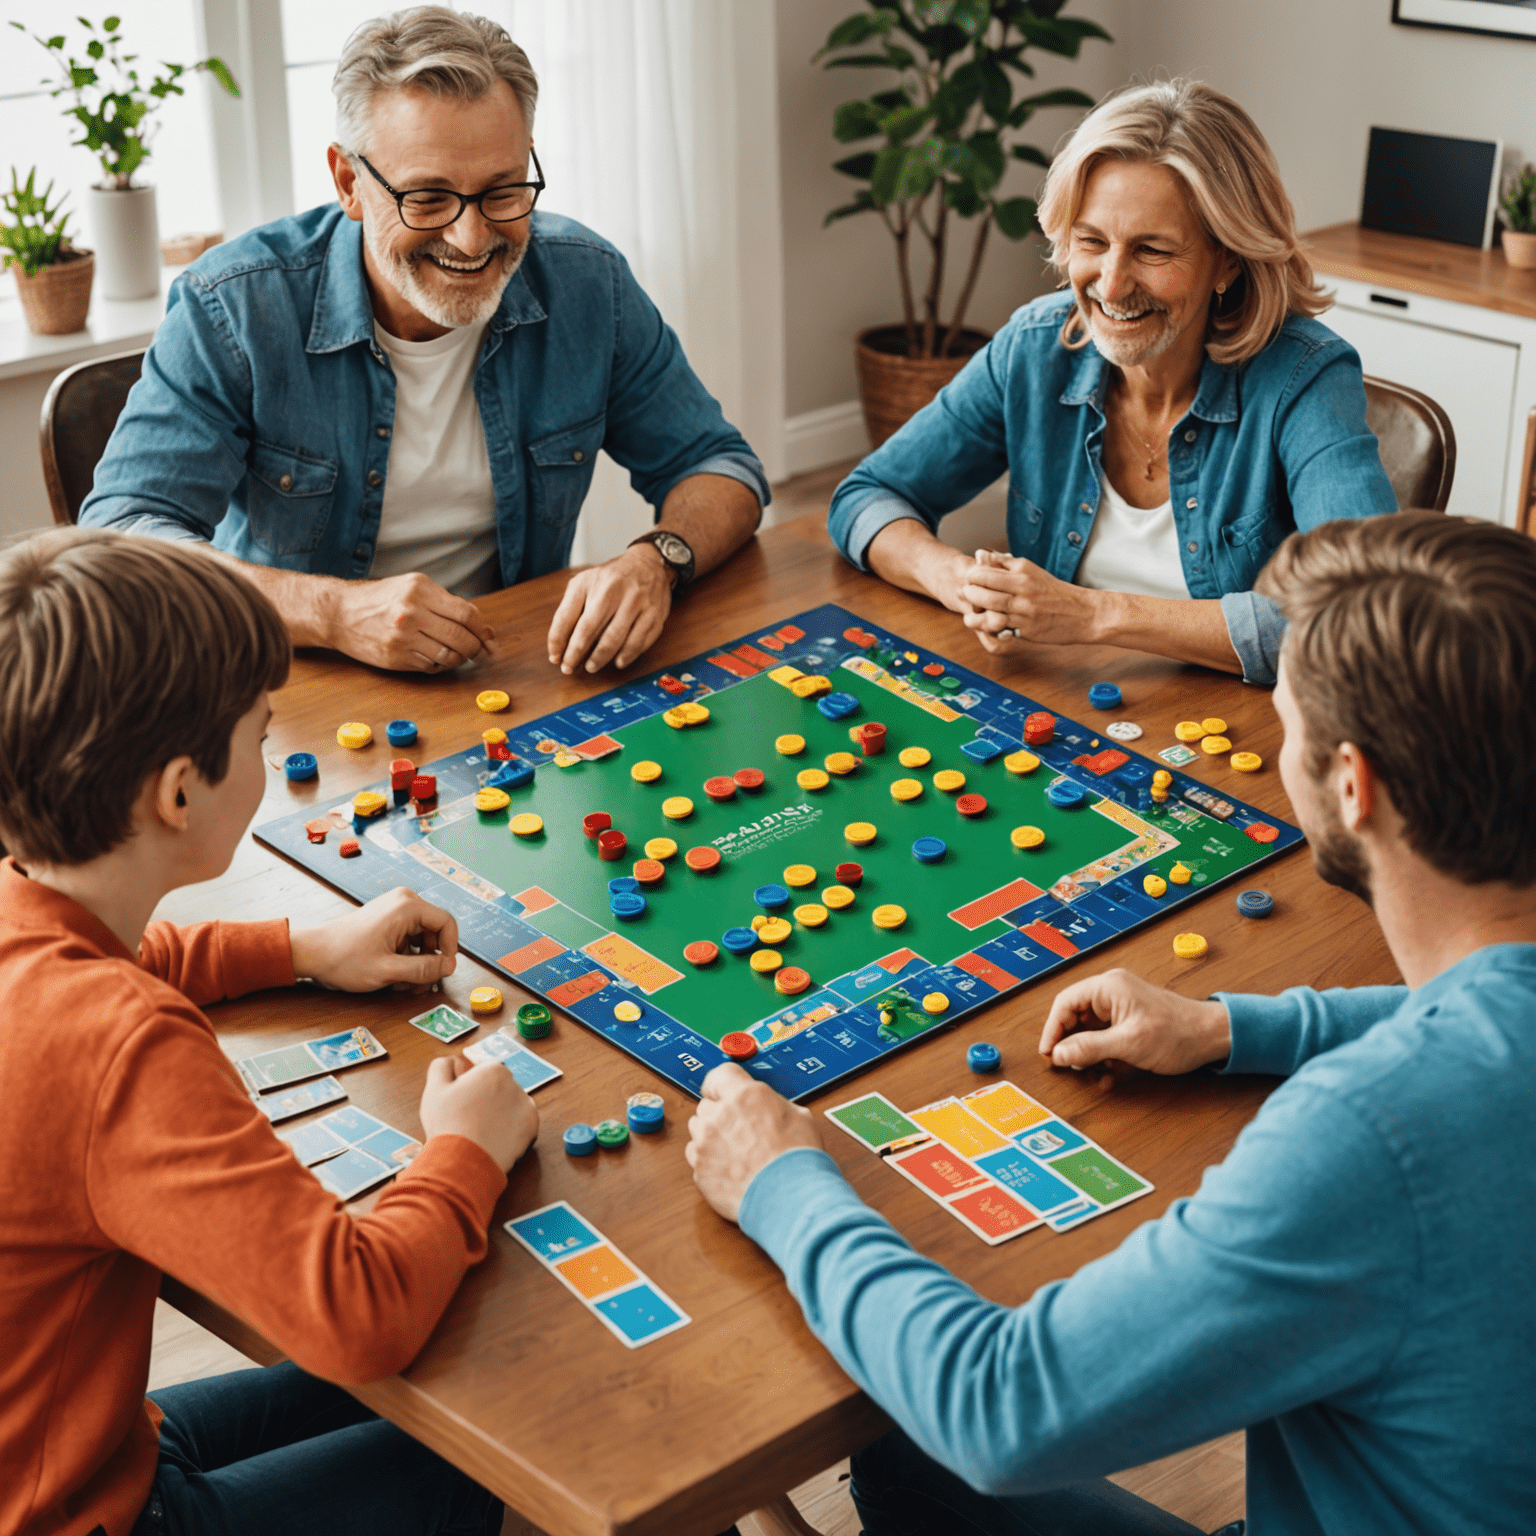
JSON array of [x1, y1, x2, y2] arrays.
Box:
[[1244, 823, 1280, 844], [858, 722, 887, 756], [732, 767, 766, 791], [703, 775, 737, 802], [684, 845, 722, 872], [582, 811, 612, 839], [633, 858, 666, 885], [956, 793, 988, 817], [411, 773, 437, 802], [389, 757, 416, 789], [1023, 711, 1055, 746], [597, 829, 628, 861], [683, 940, 719, 966], [339, 838, 361, 858], [774, 966, 812, 996], [720, 1031, 759, 1061], [922, 663, 944, 676], [305, 818, 330, 844], [835, 861, 864, 886]]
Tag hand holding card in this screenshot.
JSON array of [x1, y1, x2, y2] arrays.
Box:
[[419, 1054, 538, 1172]]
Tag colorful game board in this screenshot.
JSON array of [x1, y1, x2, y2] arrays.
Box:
[[256, 604, 1300, 1101]]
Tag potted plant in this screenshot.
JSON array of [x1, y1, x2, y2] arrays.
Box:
[[820, 0, 1109, 445], [1499, 164, 1536, 271], [13, 15, 238, 301], [1, 168, 94, 335]]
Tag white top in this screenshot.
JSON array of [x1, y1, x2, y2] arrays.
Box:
[[370, 320, 501, 597], [1074, 472, 1189, 601]]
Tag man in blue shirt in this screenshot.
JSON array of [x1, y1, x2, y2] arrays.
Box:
[[80, 9, 766, 676], [687, 510, 1536, 1534]]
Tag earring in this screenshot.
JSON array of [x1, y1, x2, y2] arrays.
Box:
[[1216, 283, 1226, 295]]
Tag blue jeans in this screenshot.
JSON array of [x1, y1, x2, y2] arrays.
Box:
[[131, 1362, 499, 1536], [850, 1429, 1245, 1536]]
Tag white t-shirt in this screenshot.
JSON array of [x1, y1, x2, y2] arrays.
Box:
[[1074, 472, 1189, 600], [370, 320, 501, 597]]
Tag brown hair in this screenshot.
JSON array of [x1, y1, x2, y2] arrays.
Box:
[[1257, 511, 1536, 887], [0, 529, 290, 865]]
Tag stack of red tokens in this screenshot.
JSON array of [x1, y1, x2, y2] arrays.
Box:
[[582, 811, 612, 840], [720, 1031, 758, 1061], [956, 793, 988, 817], [1023, 711, 1055, 746], [389, 758, 416, 791], [857, 722, 887, 757], [683, 940, 719, 966], [835, 861, 864, 886], [597, 829, 628, 861], [684, 845, 722, 872], [411, 773, 437, 804], [633, 858, 666, 885], [703, 775, 737, 802], [732, 767, 765, 791]]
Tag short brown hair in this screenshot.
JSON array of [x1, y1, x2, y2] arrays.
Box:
[[0, 529, 290, 865], [1257, 511, 1536, 887]]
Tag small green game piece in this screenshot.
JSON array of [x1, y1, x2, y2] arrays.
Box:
[[516, 1002, 553, 1039], [595, 1118, 630, 1149]]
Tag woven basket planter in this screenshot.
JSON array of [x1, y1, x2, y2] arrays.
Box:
[[855, 323, 992, 448], [13, 249, 94, 335]]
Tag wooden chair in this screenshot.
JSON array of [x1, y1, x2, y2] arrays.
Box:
[[39, 348, 146, 525], [1362, 374, 1456, 512], [1517, 408, 1536, 537]]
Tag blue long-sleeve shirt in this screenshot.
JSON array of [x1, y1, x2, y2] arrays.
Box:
[[740, 946, 1536, 1534]]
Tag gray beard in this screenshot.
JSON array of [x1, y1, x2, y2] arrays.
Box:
[[363, 214, 524, 330], [1080, 286, 1178, 367]]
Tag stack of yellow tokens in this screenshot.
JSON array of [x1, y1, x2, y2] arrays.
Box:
[[1004, 751, 1040, 775], [630, 759, 663, 783], [775, 733, 806, 756], [783, 864, 817, 888], [872, 904, 906, 929], [797, 768, 830, 792], [644, 837, 677, 860], [898, 746, 932, 769], [470, 986, 503, 1014], [475, 689, 510, 713], [510, 812, 543, 837], [679, 702, 710, 725], [663, 707, 690, 729], [661, 795, 694, 819], [336, 721, 372, 749], [890, 778, 923, 802], [758, 918, 792, 945], [794, 903, 828, 928], [1172, 932, 1208, 959], [824, 751, 859, 776], [844, 821, 877, 846], [822, 885, 855, 909], [1010, 825, 1045, 849], [474, 787, 511, 813], [933, 768, 966, 793], [750, 949, 783, 973]]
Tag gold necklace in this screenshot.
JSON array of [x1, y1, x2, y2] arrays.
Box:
[[1111, 384, 1182, 482]]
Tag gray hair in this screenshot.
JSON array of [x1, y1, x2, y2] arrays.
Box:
[[333, 6, 538, 156]]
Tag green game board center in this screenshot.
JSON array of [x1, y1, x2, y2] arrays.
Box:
[[428, 665, 1271, 1046]]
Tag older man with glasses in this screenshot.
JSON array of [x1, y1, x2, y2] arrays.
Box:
[[81, 5, 768, 677]]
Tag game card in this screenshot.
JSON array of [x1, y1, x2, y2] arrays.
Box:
[[886, 1141, 1042, 1246], [462, 1029, 563, 1091], [254, 1076, 346, 1123], [824, 1092, 926, 1153], [408, 1004, 478, 1042], [961, 1080, 1053, 1138], [278, 1120, 350, 1167], [307, 1027, 388, 1072], [907, 1098, 1010, 1160], [314, 1147, 396, 1201], [235, 1028, 387, 1092]]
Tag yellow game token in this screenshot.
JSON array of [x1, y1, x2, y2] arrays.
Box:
[[933, 768, 966, 793], [679, 702, 711, 725], [758, 918, 792, 945], [474, 787, 511, 813], [510, 812, 543, 837], [898, 746, 932, 769], [796, 768, 830, 792], [663, 707, 689, 729], [470, 986, 503, 1014], [1201, 735, 1232, 755], [1010, 825, 1045, 849], [1172, 932, 1209, 959], [630, 759, 663, 783], [1169, 862, 1192, 885], [553, 751, 581, 768], [750, 914, 769, 932], [1151, 768, 1173, 789], [476, 689, 510, 713], [1143, 873, 1168, 898], [890, 778, 923, 802], [644, 837, 678, 860], [775, 733, 806, 756], [822, 885, 855, 910], [794, 903, 829, 928], [790, 675, 832, 699], [1200, 717, 1227, 736], [824, 751, 859, 776], [783, 864, 817, 888], [352, 790, 387, 817], [336, 721, 372, 750], [1231, 751, 1263, 773], [1174, 721, 1204, 742], [661, 795, 694, 819], [482, 728, 507, 748], [872, 904, 907, 930], [844, 821, 877, 846], [921, 992, 950, 1015], [1150, 788, 1169, 803], [1004, 751, 1040, 775], [613, 1000, 643, 1023], [750, 949, 783, 973]]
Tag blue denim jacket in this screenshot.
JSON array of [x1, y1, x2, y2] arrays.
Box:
[[828, 291, 1397, 684], [80, 206, 768, 584]]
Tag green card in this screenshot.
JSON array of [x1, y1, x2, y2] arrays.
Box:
[[408, 1004, 478, 1042], [825, 1092, 924, 1152], [1050, 1147, 1148, 1207]]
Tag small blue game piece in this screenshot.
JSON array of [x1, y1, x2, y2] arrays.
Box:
[[627, 1101, 665, 1135], [1045, 780, 1088, 808], [721, 926, 758, 954], [607, 876, 640, 896], [487, 759, 535, 790], [563, 1123, 597, 1157], [283, 751, 317, 782], [817, 691, 861, 721], [960, 738, 1004, 763], [610, 893, 646, 921], [1236, 889, 1275, 919], [753, 883, 791, 910], [1088, 682, 1122, 710], [967, 1042, 1001, 1073], [912, 836, 947, 864], [385, 719, 418, 747]]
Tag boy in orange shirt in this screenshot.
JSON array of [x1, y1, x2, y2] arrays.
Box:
[[0, 528, 536, 1536]]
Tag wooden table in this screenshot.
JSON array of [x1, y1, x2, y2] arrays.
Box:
[[162, 514, 1398, 1536]]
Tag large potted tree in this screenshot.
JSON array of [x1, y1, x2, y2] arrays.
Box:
[[13, 15, 238, 301], [820, 0, 1109, 445], [1, 168, 93, 335]]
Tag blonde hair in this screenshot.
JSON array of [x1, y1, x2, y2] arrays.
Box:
[[1037, 79, 1327, 366], [333, 6, 538, 155]]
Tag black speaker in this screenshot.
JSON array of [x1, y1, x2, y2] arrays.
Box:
[[1360, 126, 1502, 249]]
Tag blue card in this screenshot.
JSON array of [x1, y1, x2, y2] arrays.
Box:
[[974, 1146, 1082, 1214], [307, 1027, 387, 1072], [256, 1076, 346, 1123], [279, 1121, 349, 1167], [594, 1283, 688, 1345], [502, 1044, 562, 1091], [319, 1105, 388, 1143], [507, 1202, 601, 1260], [314, 1147, 395, 1200], [356, 1125, 422, 1168], [1013, 1119, 1087, 1160]]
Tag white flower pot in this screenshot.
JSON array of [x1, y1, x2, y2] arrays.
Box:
[[87, 183, 161, 300], [1503, 229, 1536, 270]]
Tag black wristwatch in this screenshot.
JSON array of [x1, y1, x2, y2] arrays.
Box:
[[629, 529, 696, 595]]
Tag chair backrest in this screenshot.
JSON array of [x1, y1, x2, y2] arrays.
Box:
[[1362, 374, 1456, 513], [39, 349, 146, 525]]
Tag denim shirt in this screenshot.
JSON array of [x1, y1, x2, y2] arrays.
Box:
[[80, 205, 768, 585], [827, 290, 1397, 684]]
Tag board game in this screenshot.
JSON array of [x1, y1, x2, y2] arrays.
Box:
[[256, 604, 1301, 1101]]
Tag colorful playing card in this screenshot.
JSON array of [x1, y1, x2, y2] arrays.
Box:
[[889, 1140, 989, 1199], [507, 1204, 601, 1260], [307, 1027, 388, 1071], [886, 1142, 1042, 1246], [314, 1147, 395, 1200], [278, 1120, 349, 1167], [1014, 1119, 1088, 1159], [908, 1098, 1010, 1159], [973, 1146, 1083, 1214], [355, 1125, 422, 1168], [254, 1076, 346, 1123], [948, 1185, 1042, 1242], [317, 1105, 388, 1143], [824, 1091, 925, 1153], [463, 1029, 563, 1091], [961, 1080, 1053, 1137], [1048, 1146, 1151, 1211], [236, 1029, 388, 1091], [408, 1004, 478, 1042]]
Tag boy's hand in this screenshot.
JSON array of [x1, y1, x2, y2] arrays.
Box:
[[290, 888, 458, 993], [419, 1055, 538, 1173], [1039, 968, 1232, 1076], [685, 1065, 822, 1224]]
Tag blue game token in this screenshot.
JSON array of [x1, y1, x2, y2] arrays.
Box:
[[1236, 889, 1275, 919], [912, 836, 947, 864], [487, 759, 535, 790], [960, 738, 1004, 763], [753, 883, 791, 910], [1045, 779, 1088, 808], [385, 719, 418, 747], [563, 1123, 598, 1157], [967, 1042, 1001, 1073], [607, 876, 641, 896], [721, 926, 758, 954], [1088, 682, 1122, 710], [610, 893, 646, 921], [283, 751, 317, 782], [392, 786, 409, 807], [817, 691, 861, 721], [627, 1102, 665, 1134]]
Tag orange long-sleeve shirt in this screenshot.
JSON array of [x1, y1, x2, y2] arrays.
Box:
[[0, 860, 507, 1536]]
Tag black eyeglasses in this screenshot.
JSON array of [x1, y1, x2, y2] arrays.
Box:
[[356, 148, 545, 230]]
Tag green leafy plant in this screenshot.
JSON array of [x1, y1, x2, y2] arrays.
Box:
[[1500, 164, 1536, 236], [11, 15, 239, 190], [0, 167, 75, 277], [821, 0, 1109, 358]]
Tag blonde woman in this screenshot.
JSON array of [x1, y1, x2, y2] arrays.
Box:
[[827, 79, 1396, 685]]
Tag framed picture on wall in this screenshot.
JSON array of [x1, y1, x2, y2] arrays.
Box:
[[1393, 0, 1536, 42]]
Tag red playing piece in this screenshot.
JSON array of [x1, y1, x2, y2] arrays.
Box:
[[1244, 823, 1280, 844], [703, 775, 737, 802], [774, 966, 812, 996], [304, 818, 330, 844], [411, 773, 437, 801], [1023, 711, 1055, 746], [582, 811, 613, 839], [859, 722, 888, 756], [683, 940, 719, 966], [956, 793, 988, 817], [922, 662, 944, 677], [732, 767, 766, 791], [684, 845, 722, 872], [339, 838, 361, 858], [486, 741, 514, 761], [597, 829, 628, 861], [835, 861, 864, 886], [389, 757, 416, 789], [720, 1031, 759, 1061], [633, 858, 666, 885]]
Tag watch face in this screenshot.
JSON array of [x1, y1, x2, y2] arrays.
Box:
[[653, 533, 691, 566]]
